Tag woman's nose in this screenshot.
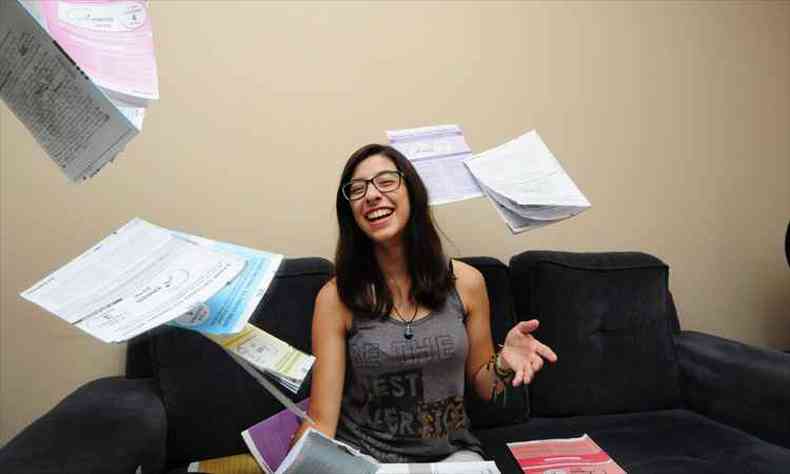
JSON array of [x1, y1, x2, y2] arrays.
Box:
[[365, 183, 383, 201]]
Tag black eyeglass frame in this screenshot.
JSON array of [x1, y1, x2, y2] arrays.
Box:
[[342, 170, 404, 201]]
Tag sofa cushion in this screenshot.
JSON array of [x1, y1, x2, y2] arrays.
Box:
[[149, 257, 333, 466], [0, 377, 167, 474], [509, 251, 682, 416], [458, 257, 528, 429], [474, 409, 790, 474]]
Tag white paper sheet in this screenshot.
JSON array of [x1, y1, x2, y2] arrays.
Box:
[[377, 461, 502, 473], [1, 0, 141, 181], [276, 428, 378, 474], [387, 125, 483, 206], [464, 130, 591, 233], [20, 218, 246, 343]]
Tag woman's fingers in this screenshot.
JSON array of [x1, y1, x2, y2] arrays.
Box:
[[535, 341, 558, 362], [529, 354, 544, 372], [514, 361, 534, 386], [517, 319, 539, 335]]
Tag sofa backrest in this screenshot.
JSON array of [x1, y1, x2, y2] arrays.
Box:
[[509, 251, 682, 417], [131, 257, 333, 466]]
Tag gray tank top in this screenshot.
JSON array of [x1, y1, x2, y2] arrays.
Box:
[[334, 287, 483, 463]]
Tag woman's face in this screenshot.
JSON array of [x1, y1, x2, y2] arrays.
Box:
[[348, 154, 411, 246]]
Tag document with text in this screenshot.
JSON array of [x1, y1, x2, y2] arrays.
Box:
[[208, 323, 314, 393], [464, 130, 591, 233], [20, 218, 246, 343], [387, 125, 483, 206], [25, 0, 159, 105], [170, 233, 283, 335], [2, 0, 156, 181], [507, 434, 625, 473]]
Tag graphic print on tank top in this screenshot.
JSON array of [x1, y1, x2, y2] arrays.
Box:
[[341, 287, 479, 457], [350, 337, 468, 440]]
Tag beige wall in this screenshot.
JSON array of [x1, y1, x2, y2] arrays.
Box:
[[2, 1, 789, 445]]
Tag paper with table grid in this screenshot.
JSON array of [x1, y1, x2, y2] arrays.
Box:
[[387, 125, 483, 206]]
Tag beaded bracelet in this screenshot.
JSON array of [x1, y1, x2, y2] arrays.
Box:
[[487, 349, 516, 406]]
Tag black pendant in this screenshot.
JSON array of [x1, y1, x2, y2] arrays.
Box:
[[404, 324, 413, 340]]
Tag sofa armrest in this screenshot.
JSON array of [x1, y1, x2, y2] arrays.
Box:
[[0, 377, 167, 474], [676, 331, 790, 448]]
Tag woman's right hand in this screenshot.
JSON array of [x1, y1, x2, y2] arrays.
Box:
[[289, 420, 315, 448]]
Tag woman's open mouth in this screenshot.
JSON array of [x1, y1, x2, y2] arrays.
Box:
[[365, 208, 394, 222]]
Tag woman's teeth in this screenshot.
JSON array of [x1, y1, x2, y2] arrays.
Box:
[[366, 209, 393, 221]]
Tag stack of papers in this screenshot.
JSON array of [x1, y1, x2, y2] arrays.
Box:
[[464, 130, 591, 233], [19, 218, 247, 343], [387, 125, 483, 206], [1, 0, 159, 181], [19, 218, 286, 343], [206, 324, 315, 393], [19, 217, 309, 395]]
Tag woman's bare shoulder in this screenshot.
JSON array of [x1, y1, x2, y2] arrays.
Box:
[[451, 259, 485, 291], [315, 277, 352, 330]]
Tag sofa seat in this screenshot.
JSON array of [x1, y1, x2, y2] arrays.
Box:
[[475, 409, 790, 474]]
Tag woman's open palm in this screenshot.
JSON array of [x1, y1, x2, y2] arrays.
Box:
[[499, 319, 558, 386]]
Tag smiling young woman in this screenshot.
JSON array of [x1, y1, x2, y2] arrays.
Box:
[[291, 144, 558, 464]]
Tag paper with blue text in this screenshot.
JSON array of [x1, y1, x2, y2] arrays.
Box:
[[170, 233, 283, 335]]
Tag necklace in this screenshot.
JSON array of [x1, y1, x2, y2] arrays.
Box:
[[393, 301, 419, 340]]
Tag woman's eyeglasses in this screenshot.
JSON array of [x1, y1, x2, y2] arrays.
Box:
[[342, 170, 403, 201]]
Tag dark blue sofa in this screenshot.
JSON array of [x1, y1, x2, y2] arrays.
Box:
[[1, 251, 788, 474]]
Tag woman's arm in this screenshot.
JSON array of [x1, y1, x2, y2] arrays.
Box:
[[455, 260, 557, 401], [455, 260, 503, 401], [291, 279, 350, 443]]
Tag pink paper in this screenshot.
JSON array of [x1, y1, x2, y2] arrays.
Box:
[[40, 0, 158, 103], [508, 434, 626, 474]]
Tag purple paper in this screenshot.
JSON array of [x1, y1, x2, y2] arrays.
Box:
[[242, 398, 310, 472]]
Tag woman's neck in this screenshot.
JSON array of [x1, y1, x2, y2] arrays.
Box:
[[374, 239, 410, 302]]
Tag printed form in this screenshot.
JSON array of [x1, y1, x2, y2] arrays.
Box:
[[1, 0, 139, 181], [169, 233, 283, 335], [387, 125, 483, 206], [208, 324, 315, 393], [464, 130, 591, 233], [20, 218, 246, 343], [30, 0, 159, 105]]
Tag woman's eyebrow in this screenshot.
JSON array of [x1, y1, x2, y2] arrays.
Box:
[[351, 169, 398, 180]]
